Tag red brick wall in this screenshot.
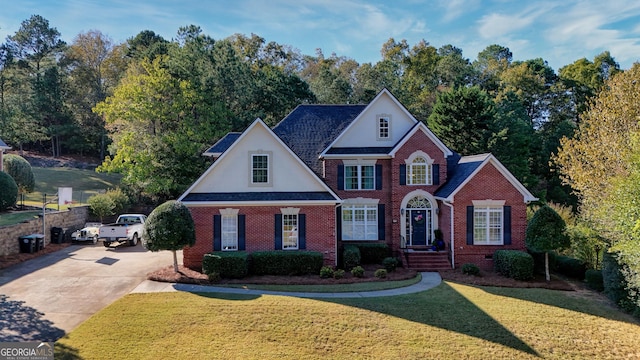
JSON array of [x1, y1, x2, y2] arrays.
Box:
[[184, 205, 337, 271], [450, 161, 528, 270]]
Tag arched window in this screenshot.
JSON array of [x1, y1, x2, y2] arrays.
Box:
[[408, 156, 431, 185]]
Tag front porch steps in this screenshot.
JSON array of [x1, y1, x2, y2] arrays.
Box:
[[404, 250, 451, 271]]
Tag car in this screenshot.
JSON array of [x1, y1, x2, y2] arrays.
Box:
[[70, 222, 102, 244]]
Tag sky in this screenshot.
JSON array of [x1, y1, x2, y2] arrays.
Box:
[[1, 0, 640, 71]]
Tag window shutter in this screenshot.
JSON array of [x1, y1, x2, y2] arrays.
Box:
[[274, 214, 282, 250], [213, 215, 221, 251], [378, 204, 385, 240], [466, 206, 474, 245], [238, 215, 246, 250], [336, 206, 342, 241], [503, 206, 512, 245], [299, 214, 306, 249], [432, 164, 440, 185], [375, 164, 382, 190], [337, 165, 344, 190], [399, 164, 406, 185]]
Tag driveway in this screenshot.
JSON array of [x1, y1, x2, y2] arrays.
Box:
[[0, 244, 177, 342]]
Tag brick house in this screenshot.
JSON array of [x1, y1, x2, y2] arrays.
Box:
[[178, 89, 537, 271]]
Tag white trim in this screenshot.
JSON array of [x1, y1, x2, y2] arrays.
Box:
[[399, 190, 439, 247], [249, 151, 272, 187], [389, 122, 453, 159], [219, 208, 239, 216], [377, 114, 392, 141], [183, 200, 341, 207], [342, 197, 379, 205], [404, 150, 434, 165], [472, 199, 506, 207], [280, 207, 300, 215]]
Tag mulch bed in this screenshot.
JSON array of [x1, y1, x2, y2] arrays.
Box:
[[0, 243, 72, 270], [439, 269, 576, 291]]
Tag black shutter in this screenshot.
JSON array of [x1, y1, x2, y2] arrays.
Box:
[[466, 206, 474, 245], [238, 215, 246, 250], [213, 215, 221, 251], [375, 164, 382, 190], [299, 214, 306, 249], [274, 214, 282, 250], [378, 204, 385, 240], [337, 165, 344, 190], [336, 206, 342, 241], [503, 206, 512, 245], [432, 164, 440, 185], [399, 164, 406, 185]]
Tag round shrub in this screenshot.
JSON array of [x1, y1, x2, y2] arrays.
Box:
[[585, 269, 604, 292], [461, 263, 480, 276], [319, 266, 334, 279], [382, 257, 398, 272], [343, 245, 361, 270], [351, 266, 365, 278], [374, 268, 387, 279], [88, 193, 115, 222], [3, 154, 35, 193], [333, 269, 345, 279], [0, 171, 18, 211]]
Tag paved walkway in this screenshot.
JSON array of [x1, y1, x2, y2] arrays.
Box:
[[131, 272, 442, 298]]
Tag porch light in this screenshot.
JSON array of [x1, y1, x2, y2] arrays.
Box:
[[400, 208, 405, 215]]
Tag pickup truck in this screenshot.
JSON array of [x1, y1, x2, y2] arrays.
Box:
[[99, 214, 147, 247]]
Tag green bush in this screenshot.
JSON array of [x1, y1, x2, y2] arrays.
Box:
[[202, 252, 249, 279], [382, 257, 398, 272], [528, 249, 557, 275], [251, 251, 324, 275], [105, 188, 130, 214], [3, 154, 34, 193], [556, 255, 587, 279], [602, 252, 640, 314], [461, 263, 480, 276], [495, 250, 534, 280], [88, 193, 115, 222], [351, 266, 365, 278], [355, 243, 390, 263], [319, 266, 334, 279], [585, 269, 604, 292], [0, 172, 18, 211], [374, 268, 387, 279], [333, 269, 345, 279], [343, 245, 361, 270]]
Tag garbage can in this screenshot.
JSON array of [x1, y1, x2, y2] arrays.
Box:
[[19, 236, 36, 253], [36, 234, 45, 251], [51, 227, 64, 244]]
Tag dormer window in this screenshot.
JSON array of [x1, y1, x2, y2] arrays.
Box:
[[378, 115, 391, 140]]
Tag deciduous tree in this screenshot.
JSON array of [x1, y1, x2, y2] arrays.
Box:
[[144, 200, 195, 272]]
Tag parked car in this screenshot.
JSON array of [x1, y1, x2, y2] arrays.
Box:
[[70, 223, 102, 244], [99, 214, 147, 247]]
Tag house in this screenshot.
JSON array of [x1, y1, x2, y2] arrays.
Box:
[[178, 89, 537, 271], [0, 138, 10, 172]]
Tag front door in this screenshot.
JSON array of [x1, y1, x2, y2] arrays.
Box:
[[411, 209, 427, 246]]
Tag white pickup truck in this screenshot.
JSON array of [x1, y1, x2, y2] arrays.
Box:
[[99, 214, 147, 247]]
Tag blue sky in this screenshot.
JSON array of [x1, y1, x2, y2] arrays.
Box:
[[1, 0, 640, 71]]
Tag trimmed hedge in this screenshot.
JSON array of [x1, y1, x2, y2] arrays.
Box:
[[202, 252, 249, 279], [585, 269, 604, 292], [555, 255, 587, 279], [495, 250, 534, 280], [354, 243, 390, 264], [382, 257, 398, 272], [461, 263, 480, 276], [343, 245, 361, 270], [0, 172, 18, 211], [251, 251, 323, 275]]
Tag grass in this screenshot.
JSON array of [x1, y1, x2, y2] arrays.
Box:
[[0, 210, 41, 227], [219, 274, 422, 292], [55, 281, 640, 359]]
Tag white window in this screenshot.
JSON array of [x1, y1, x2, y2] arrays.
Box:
[[408, 156, 432, 185], [474, 206, 503, 245], [251, 154, 269, 184], [342, 205, 378, 241], [378, 116, 390, 139], [283, 214, 298, 250], [221, 214, 238, 250], [345, 165, 374, 190]]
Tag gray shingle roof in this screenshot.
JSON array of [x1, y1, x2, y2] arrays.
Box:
[[0, 138, 9, 149], [181, 191, 337, 202], [203, 133, 241, 156], [325, 147, 394, 155], [434, 153, 485, 199]]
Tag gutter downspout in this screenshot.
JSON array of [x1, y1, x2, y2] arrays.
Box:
[[443, 200, 455, 269]]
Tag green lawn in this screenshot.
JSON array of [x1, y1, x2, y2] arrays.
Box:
[[0, 210, 41, 227], [55, 281, 640, 359]]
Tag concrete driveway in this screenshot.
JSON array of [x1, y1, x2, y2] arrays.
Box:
[[0, 243, 177, 342]]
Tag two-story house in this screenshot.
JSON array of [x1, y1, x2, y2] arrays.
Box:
[[178, 89, 537, 271]]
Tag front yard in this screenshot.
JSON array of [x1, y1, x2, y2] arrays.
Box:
[[55, 280, 639, 359]]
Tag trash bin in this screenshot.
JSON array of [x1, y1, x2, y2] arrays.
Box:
[[36, 234, 45, 251], [51, 227, 64, 244], [19, 236, 36, 254]]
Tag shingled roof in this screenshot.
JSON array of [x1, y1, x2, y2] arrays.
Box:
[[434, 153, 486, 199], [203, 132, 241, 157], [273, 104, 367, 175]]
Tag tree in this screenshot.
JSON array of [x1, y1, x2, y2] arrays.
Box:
[[0, 171, 18, 211], [88, 193, 115, 223], [526, 205, 570, 281], [143, 200, 195, 272], [2, 154, 35, 193]]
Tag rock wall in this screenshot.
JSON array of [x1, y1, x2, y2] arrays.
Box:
[[0, 206, 88, 256]]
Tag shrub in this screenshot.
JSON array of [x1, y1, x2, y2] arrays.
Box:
[[0, 172, 18, 211], [343, 245, 361, 270], [461, 263, 480, 276], [494, 250, 534, 280], [207, 272, 221, 283], [88, 193, 115, 222], [374, 268, 387, 279], [585, 269, 604, 292], [529, 249, 557, 275], [555, 255, 587, 279], [105, 188, 130, 214], [3, 154, 35, 193], [333, 269, 345, 279], [356, 243, 390, 263], [602, 252, 640, 314], [319, 266, 334, 279], [251, 251, 324, 275], [526, 205, 570, 281], [144, 200, 196, 272], [382, 257, 398, 272], [202, 252, 249, 279], [351, 266, 365, 278]]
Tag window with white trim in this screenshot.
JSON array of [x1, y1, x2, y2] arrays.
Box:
[[474, 206, 503, 245], [342, 204, 378, 240], [378, 116, 390, 139], [408, 156, 432, 185], [251, 154, 269, 184], [221, 214, 238, 250], [345, 165, 374, 190], [283, 214, 298, 249]]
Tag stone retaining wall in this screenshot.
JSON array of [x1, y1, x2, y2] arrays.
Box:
[[0, 206, 88, 256]]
